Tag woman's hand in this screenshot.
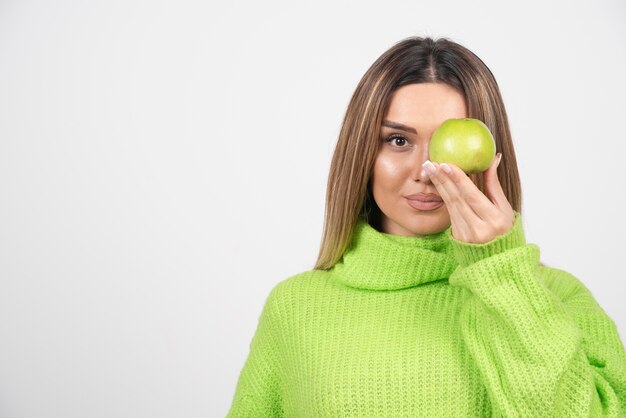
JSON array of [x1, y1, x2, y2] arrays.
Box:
[[421, 153, 515, 244]]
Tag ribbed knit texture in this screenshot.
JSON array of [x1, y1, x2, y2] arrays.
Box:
[[227, 211, 626, 417]]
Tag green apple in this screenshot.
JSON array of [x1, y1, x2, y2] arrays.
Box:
[[429, 118, 496, 174]]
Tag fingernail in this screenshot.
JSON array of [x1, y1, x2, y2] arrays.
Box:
[[440, 163, 452, 174], [422, 160, 436, 175], [496, 153, 502, 167]]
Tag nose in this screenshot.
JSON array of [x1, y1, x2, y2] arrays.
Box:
[[412, 147, 432, 183]]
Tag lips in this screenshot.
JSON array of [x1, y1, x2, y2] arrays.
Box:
[[405, 192, 443, 202], [406, 198, 444, 211]]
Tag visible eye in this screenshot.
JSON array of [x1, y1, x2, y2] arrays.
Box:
[[383, 134, 412, 149]]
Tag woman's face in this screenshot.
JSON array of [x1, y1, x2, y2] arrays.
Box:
[[371, 82, 468, 237]]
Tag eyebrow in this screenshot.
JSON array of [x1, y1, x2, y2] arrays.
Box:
[[381, 120, 417, 134]]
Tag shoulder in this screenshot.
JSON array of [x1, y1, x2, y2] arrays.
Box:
[[537, 264, 591, 302], [269, 269, 334, 299], [264, 269, 335, 316], [537, 265, 621, 342]]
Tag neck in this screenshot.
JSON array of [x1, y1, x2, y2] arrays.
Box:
[[329, 219, 458, 291]]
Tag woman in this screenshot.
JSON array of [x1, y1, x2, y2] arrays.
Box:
[[227, 36, 626, 417]]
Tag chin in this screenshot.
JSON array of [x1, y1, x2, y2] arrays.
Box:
[[381, 210, 451, 236], [407, 220, 449, 236]]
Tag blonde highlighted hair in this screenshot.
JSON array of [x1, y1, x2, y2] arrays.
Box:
[[313, 36, 525, 271]]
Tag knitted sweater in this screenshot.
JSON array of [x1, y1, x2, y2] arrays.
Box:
[[226, 211, 626, 417]]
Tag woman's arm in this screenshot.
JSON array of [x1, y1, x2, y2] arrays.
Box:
[[447, 212, 626, 417], [226, 286, 285, 417]]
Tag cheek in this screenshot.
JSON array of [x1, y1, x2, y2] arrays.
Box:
[[372, 155, 405, 191]]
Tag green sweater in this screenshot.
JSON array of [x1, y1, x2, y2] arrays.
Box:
[[227, 211, 626, 417]]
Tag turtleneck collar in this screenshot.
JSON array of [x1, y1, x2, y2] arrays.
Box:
[[329, 219, 459, 291]]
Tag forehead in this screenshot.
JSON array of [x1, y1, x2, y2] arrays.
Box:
[[384, 83, 467, 122]]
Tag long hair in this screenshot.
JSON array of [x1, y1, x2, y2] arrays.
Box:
[[313, 36, 524, 270]]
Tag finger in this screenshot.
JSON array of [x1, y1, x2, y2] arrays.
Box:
[[483, 153, 510, 210], [436, 161, 499, 222], [423, 160, 474, 238]]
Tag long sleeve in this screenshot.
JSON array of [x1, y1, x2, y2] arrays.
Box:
[[226, 286, 285, 417], [447, 211, 626, 417]]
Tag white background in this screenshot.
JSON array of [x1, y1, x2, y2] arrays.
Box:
[[1, 0, 624, 417]]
